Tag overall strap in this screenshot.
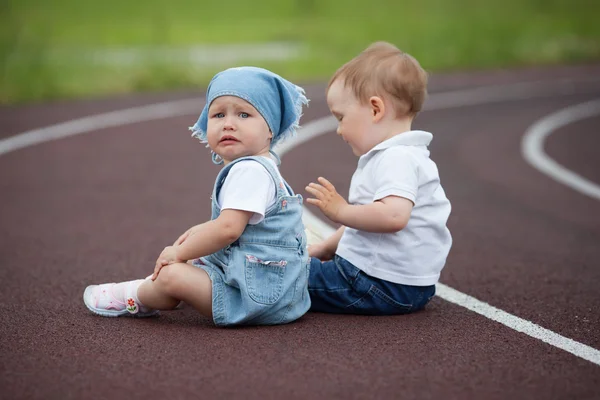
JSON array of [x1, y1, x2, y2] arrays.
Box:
[[211, 161, 235, 202], [211, 156, 292, 202], [244, 156, 294, 197]]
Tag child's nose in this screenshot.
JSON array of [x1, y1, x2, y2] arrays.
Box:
[[223, 116, 235, 130]]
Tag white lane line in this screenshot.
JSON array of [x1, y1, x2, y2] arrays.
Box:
[[3, 77, 600, 156], [438, 285, 600, 366], [522, 98, 600, 200], [2, 78, 600, 366], [282, 123, 600, 368], [424, 76, 600, 110], [0, 99, 204, 156]]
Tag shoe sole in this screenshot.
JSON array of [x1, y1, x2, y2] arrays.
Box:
[[83, 286, 159, 318]]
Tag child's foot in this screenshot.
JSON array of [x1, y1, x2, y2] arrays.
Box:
[[83, 280, 158, 318]]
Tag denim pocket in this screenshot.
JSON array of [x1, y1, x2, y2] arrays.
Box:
[[245, 254, 286, 305]]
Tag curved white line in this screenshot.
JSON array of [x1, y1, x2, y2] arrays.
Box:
[[282, 123, 600, 368], [0, 99, 204, 156], [522, 98, 600, 200], [2, 78, 600, 366], [3, 77, 600, 156]]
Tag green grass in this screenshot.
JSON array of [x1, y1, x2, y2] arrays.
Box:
[[1, 0, 599, 103]]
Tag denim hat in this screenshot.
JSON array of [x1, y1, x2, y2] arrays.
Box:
[[189, 66, 309, 164]]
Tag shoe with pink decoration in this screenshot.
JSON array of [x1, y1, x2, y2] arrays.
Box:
[[83, 280, 158, 318]]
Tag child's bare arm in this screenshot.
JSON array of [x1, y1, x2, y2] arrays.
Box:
[[306, 177, 412, 233], [172, 225, 200, 246], [309, 226, 345, 260], [176, 209, 252, 260], [322, 226, 345, 251], [152, 209, 252, 280], [338, 197, 412, 233]]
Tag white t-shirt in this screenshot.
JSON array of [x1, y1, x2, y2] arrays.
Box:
[[218, 157, 287, 225], [336, 130, 452, 286]]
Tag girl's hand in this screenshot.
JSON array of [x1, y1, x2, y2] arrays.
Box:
[[305, 177, 348, 223], [152, 246, 184, 280], [173, 224, 201, 246], [173, 229, 191, 246]]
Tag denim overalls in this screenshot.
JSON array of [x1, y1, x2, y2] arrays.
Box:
[[194, 156, 310, 326]]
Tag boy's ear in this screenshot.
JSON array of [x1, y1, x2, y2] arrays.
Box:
[[369, 96, 385, 123]]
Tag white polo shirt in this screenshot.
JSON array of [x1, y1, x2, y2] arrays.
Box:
[[336, 130, 452, 286]]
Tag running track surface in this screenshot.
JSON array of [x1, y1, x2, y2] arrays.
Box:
[[1, 64, 599, 399]]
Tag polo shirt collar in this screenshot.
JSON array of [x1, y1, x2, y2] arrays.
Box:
[[356, 130, 433, 166], [369, 130, 433, 153]]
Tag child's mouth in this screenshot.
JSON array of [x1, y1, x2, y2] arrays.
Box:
[[220, 136, 239, 144]]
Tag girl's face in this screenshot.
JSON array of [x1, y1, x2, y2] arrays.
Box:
[[206, 96, 273, 164]]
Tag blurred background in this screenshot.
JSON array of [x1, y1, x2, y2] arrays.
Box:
[[1, 0, 599, 104]]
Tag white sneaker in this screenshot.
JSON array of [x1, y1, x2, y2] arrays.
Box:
[[83, 281, 158, 318]]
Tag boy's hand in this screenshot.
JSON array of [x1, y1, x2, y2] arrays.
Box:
[[308, 243, 334, 261], [152, 246, 184, 280], [305, 177, 348, 223]]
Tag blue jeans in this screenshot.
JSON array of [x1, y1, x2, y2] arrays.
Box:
[[308, 255, 435, 315]]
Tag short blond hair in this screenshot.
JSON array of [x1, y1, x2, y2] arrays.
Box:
[[328, 41, 428, 118]]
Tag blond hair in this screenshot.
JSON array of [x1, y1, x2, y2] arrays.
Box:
[[328, 41, 428, 118]]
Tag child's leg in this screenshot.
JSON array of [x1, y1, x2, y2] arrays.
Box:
[[309, 256, 433, 315], [138, 262, 213, 318], [308, 256, 358, 313]]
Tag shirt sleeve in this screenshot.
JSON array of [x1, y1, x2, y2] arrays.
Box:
[[218, 161, 276, 225], [371, 149, 419, 204]]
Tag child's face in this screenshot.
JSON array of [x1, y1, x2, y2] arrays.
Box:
[[206, 96, 273, 164], [326, 79, 377, 156]]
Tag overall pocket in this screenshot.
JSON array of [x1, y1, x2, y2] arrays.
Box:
[[245, 254, 287, 305]]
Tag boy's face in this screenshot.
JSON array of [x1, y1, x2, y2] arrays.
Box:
[[206, 96, 272, 164], [326, 79, 376, 156]]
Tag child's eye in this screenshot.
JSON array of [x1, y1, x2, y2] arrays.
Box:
[[213, 112, 225, 118], [239, 112, 249, 118]]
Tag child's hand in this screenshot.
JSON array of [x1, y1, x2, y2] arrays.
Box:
[[173, 229, 192, 246], [173, 225, 201, 246], [305, 177, 348, 223], [308, 243, 334, 261], [151, 246, 184, 280]]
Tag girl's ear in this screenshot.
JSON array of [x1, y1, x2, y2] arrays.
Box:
[[369, 96, 385, 123]]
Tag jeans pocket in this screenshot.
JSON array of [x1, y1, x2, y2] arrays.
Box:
[[349, 285, 412, 315], [245, 254, 286, 305], [334, 255, 361, 284]]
